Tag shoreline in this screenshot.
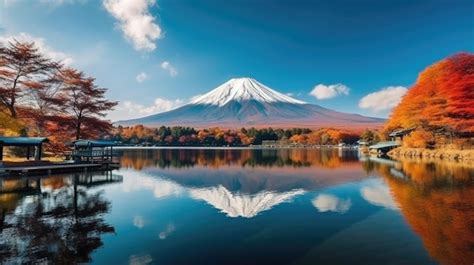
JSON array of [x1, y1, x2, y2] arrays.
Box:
[[388, 147, 474, 166], [114, 146, 359, 150]]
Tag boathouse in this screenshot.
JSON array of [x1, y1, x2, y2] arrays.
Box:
[[71, 139, 120, 163], [368, 141, 401, 155], [389, 127, 415, 141], [0, 137, 49, 161]]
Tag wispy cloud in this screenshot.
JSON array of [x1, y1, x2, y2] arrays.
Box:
[[135, 72, 148, 83], [159, 223, 176, 240], [160, 61, 178, 77], [133, 215, 145, 228], [309, 83, 350, 100], [358, 86, 407, 112], [5, 0, 88, 7], [129, 254, 153, 265], [39, 0, 88, 5], [103, 0, 162, 52], [110, 97, 184, 121], [0, 32, 74, 65]]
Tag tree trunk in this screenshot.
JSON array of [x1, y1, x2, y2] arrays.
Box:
[[9, 72, 21, 119], [8, 104, 16, 118], [76, 121, 81, 140]]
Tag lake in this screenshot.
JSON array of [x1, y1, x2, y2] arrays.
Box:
[[0, 148, 473, 265]]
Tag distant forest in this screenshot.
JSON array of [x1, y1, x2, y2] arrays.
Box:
[[110, 125, 365, 146]]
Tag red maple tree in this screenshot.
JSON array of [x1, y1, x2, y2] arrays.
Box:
[[386, 52, 474, 135], [58, 68, 117, 140]]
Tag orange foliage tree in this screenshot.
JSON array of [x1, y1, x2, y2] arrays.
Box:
[[386, 53, 474, 135], [402, 128, 434, 148]]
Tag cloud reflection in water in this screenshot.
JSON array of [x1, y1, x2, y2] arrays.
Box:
[[312, 194, 352, 213]]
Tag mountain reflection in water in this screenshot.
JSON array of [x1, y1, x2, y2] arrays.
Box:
[[0, 149, 472, 265]]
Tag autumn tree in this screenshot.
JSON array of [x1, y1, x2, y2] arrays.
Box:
[[402, 128, 434, 148], [23, 72, 66, 136], [386, 53, 474, 135], [0, 40, 59, 118], [0, 106, 23, 135], [59, 68, 117, 140], [360, 129, 380, 145]]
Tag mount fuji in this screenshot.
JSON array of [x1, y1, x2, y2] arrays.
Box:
[[118, 78, 384, 128]]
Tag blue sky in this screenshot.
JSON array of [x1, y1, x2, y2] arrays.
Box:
[[1, 0, 473, 120]]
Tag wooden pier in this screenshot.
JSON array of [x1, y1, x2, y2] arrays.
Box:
[[0, 137, 122, 177], [368, 141, 401, 155], [2, 162, 119, 177]]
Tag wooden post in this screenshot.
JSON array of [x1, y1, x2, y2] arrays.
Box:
[[36, 144, 42, 161], [26, 147, 30, 160]]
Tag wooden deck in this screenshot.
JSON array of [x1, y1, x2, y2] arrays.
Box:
[[368, 141, 401, 155], [2, 161, 119, 177]]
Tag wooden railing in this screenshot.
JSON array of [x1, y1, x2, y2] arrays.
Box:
[[71, 150, 122, 158]]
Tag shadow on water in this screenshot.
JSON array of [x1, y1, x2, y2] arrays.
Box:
[[0, 171, 121, 264]]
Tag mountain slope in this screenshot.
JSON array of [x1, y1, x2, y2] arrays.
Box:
[[118, 78, 384, 128]]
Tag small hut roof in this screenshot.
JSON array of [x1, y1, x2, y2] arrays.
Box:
[[0, 137, 49, 147], [73, 139, 117, 147]]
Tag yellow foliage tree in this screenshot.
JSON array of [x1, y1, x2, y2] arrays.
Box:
[[402, 128, 434, 148]]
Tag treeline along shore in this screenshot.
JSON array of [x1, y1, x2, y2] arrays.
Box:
[[110, 125, 362, 147]]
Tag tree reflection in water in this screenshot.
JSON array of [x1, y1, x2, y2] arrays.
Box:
[[120, 148, 360, 170], [0, 173, 117, 264], [365, 158, 474, 265]]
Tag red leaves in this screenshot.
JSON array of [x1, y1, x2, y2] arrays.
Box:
[[0, 40, 60, 118], [386, 52, 474, 135], [0, 40, 117, 153]]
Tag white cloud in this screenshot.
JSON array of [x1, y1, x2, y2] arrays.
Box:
[[160, 61, 178, 77], [312, 194, 352, 213], [103, 0, 162, 52], [358, 86, 407, 112], [0, 32, 74, 65], [309, 83, 350, 100], [136, 72, 148, 83], [360, 180, 398, 210], [109, 97, 184, 121]]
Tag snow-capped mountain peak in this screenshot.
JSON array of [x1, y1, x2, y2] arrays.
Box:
[[190, 77, 306, 106], [117, 77, 385, 128]]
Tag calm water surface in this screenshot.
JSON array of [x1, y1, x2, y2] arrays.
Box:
[[0, 149, 473, 265]]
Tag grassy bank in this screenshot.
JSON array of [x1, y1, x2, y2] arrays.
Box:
[[388, 147, 474, 165]]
